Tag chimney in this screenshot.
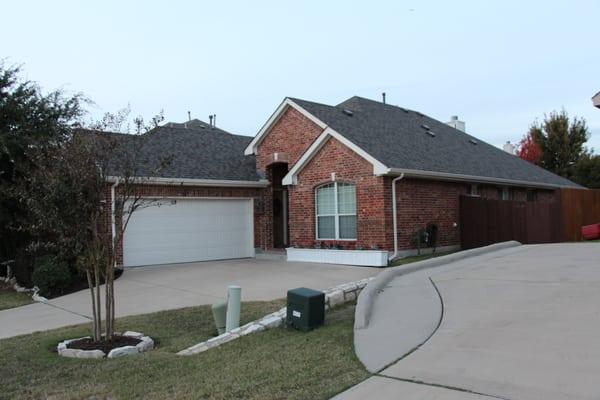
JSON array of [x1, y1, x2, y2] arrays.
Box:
[[447, 115, 466, 132], [503, 140, 516, 154], [382, 92, 386, 104], [209, 115, 213, 128]]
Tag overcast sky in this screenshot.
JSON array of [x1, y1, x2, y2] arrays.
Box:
[[2, 0, 599, 151]]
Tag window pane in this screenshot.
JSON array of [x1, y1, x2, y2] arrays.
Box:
[[317, 216, 335, 239], [316, 184, 335, 215], [337, 183, 356, 214], [339, 215, 357, 239]]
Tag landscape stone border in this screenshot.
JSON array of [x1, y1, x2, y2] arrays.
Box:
[[57, 331, 154, 359], [177, 277, 374, 356]]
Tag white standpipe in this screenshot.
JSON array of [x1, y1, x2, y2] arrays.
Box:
[[225, 285, 241, 332]]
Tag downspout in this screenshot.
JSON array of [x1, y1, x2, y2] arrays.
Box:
[[110, 179, 119, 267], [390, 173, 405, 261]]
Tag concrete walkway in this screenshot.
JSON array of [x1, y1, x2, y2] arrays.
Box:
[[0, 258, 378, 339], [336, 243, 600, 400]]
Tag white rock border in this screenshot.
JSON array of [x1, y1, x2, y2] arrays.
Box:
[[56, 331, 154, 359], [177, 277, 374, 356]]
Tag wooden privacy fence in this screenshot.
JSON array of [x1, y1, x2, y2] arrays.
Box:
[[460, 189, 600, 249], [459, 195, 562, 250], [560, 189, 600, 241]]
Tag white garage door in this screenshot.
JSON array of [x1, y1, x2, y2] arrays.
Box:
[[123, 198, 254, 267]]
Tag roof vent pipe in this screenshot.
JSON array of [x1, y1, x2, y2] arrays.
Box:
[[209, 115, 213, 128], [213, 114, 216, 128], [188, 111, 191, 121], [382, 92, 386, 104]]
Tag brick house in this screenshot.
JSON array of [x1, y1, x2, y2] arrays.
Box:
[[106, 96, 580, 267]]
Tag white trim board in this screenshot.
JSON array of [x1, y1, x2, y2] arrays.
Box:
[[384, 168, 574, 190], [244, 98, 327, 156], [107, 176, 269, 188], [282, 128, 388, 185]]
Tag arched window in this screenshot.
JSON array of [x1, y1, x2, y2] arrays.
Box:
[[315, 182, 357, 240]]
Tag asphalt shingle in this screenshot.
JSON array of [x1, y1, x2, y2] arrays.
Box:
[[99, 120, 261, 182], [290, 96, 581, 188]]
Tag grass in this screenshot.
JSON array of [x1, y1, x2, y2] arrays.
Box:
[[390, 250, 455, 267], [0, 282, 33, 311], [0, 300, 369, 400]]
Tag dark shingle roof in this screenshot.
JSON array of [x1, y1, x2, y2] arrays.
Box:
[[290, 96, 581, 188], [101, 121, 261, 181]]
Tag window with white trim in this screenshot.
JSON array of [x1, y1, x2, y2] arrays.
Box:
[[316, 182, 357, 240]]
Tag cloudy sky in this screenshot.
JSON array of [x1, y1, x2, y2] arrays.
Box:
[[2, 0, 599, 151]]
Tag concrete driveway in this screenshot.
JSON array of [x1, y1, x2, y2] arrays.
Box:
[[0, 257, 377, 339], [336, 243, 600, 400]]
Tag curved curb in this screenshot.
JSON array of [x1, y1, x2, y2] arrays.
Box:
[[354, 241, 522, 330]]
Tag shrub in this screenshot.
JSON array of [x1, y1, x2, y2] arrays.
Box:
[[32, 257, 72, 297]]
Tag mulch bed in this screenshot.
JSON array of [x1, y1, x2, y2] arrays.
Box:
[[68, 335, 141, 354]]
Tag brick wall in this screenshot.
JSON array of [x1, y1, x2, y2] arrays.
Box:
[[288, 137, 392, 250], [256, 107, 324, 174], [106, 184, 266, 266], [394, 180, 559, 251], [255, 106, 325, 249], [394, 178, 467, 250]]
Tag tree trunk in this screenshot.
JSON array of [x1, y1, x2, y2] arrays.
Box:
[[94, 262, 102, 341], [86, 270, 100, 342]]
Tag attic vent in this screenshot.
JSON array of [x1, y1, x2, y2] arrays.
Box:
[[421, 124, 431, 130], [342, 109, 354, 116], [469, 139, 478, 145], [425, 130, 436, 137]]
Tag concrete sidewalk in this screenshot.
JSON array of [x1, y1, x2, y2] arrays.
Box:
[[0, 258, 377, 339], [337, 243, 600, 400]]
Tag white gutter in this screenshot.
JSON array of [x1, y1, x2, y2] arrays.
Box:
[[390, 173, 405, 261], [385, 168, 575, 190], [105, 176, 269, 188], [110, 179, 119, 267]]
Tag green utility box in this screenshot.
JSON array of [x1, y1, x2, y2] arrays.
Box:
[[287, 287, 325, 332]]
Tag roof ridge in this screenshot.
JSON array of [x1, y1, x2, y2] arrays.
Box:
[[154, 123, 252, 140], [287, 97, 339, 110]]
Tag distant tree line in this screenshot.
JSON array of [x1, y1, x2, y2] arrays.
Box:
[[517, 110, 600, 188]]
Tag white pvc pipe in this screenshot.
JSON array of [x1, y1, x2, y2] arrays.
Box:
[[225, 285, 242, 332], [390, 173, 405, 261]]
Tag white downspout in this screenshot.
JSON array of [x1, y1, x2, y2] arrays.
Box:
[[390, 173, 405, 261], [110, 179, 119, 267]]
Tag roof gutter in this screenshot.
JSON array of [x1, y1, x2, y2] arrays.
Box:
[[384, 168, 577, 190], [106, 176, 269, 188]]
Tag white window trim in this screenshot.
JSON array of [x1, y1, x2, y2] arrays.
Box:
[[315, 182, 357, 241]]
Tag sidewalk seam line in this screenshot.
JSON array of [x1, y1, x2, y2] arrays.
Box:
[[374, 276, 445, 373], [374, 374, 513, 400], [40, 302, 92, 320]]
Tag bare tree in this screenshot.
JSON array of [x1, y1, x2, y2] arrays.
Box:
[[22, 108, 171, 341]]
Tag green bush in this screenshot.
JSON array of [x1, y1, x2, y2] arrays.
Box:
[[32, 257, 72, 297]]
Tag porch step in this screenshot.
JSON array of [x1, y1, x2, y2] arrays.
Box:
[[255, 249, 287, 260]]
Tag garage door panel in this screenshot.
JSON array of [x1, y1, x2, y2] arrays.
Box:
[[123, 199, 254, 266]]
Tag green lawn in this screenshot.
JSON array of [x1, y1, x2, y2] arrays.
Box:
[[0, 300, 369, 400], [390, 250, 455, 267], [0, 283, 33, 311]]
